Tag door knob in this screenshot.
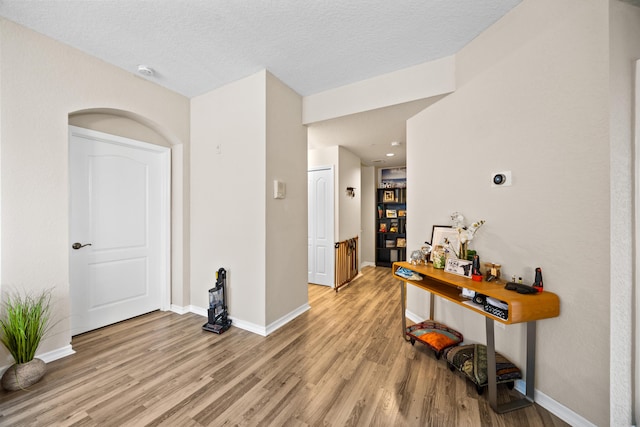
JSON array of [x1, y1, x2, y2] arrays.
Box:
[[72, 242, 92, 250]]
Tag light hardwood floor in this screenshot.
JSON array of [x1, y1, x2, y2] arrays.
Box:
[[0, 266, 569, 426]]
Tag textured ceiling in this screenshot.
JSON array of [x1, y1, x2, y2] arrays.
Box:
[[0, 0, 522, 98], [0, 0, 522, 166]]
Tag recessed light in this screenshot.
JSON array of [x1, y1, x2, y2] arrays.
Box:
[[386, 153, 395, 157], [391, 141, 402, 147], [371, 159, 385, 164]]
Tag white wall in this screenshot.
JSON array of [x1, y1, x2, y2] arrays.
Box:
[[406, 0, 609, 425], [609, 1, 640, 425], [190, 71, 267, 329], [0, 19, 190, 365], [265, 72, 308, 326], [337, 147, 361, 242], [360, 166, 376, 266]]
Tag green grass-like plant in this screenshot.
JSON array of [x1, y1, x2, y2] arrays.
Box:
[[0, 290, 52, 364]]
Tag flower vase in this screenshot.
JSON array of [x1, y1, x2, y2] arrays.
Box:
[[459, 242, 468, 260]]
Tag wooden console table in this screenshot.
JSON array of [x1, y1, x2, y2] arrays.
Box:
[[392, 261, 560, 413]]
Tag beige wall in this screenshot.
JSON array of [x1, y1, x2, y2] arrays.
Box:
[[265, 72, 308, 326], [191, 70, 308, 333], [308, 146, 362, 245], [360, 166, 376, 266], [406, 0, 609, 425], [337, 147, 361, 243], [190, 71, 267, 330], [0, 19, 190, 364], [610, 1, 640, 425]]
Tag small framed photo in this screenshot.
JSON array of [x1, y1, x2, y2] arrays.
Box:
[[385, 240, 396, 248], [430, 225, 459, 253], [386, 209, 397, 218], [379, 223, 387, 232], [396, 237, 406, 248], [445, 258, 473, 278], [383, 190, 395, 202], [398, 210, 406, 217], [389, 221, 399, 233]]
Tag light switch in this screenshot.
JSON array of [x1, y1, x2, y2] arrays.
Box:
[[274, 180, 286, 199]]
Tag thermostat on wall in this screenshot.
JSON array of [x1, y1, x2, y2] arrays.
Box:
[[274, 180, 286, 199]]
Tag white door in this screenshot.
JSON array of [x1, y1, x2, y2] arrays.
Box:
[[69, 126, 170, 335], [308, 167, 334, 286]]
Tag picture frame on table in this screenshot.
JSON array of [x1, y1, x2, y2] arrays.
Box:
[[383, 190, 395, 202], [430, 225, 460, 261], [445, 258, 473, 278]]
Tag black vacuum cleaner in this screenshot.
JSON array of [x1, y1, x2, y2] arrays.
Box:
[[202, 268, 232, 334]]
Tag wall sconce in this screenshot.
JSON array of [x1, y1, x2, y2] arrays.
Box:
[[346, 187, 356, 198]]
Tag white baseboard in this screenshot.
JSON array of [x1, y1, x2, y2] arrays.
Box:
[[170, 304, 190, 315], [37, 345, 76, 363], [1, 345, 75, 374], [360, 261, 376, 269], [265, 303, 310, 336], [513, 381, 596, 427], [403, 308, 593, 426], [183, 303, 310, 337]]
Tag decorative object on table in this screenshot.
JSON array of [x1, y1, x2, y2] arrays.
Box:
[[406, 320, 463, 359], [0, 289, 53, 391], [444, 344, 522, 395], [449, 212, 485, 260], [533, 267, 544, 292], [431, 245, 447, 269], [466, 249, 477, 261], [430, 225, 459, 260], [409, 250, 423, 265], [420, 244, 432, 261], [444, 257, 473, 278], [471, 255, 483, 281], [484, 262, 501, 281]]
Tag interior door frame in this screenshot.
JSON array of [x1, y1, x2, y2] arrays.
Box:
[[68, 125, 171, 312]]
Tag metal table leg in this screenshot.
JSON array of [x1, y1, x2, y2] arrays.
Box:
[[400, 279, 410, 341], [486, 317, 536, 413]]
